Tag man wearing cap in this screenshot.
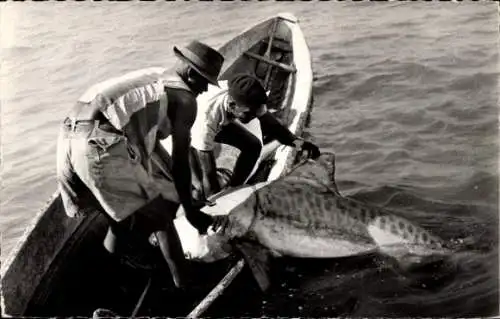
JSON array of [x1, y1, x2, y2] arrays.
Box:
[[56, 40, 224, 288], [190, 73, 321, 198]]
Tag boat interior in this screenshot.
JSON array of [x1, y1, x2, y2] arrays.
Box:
[[213, 19, 299, 184]]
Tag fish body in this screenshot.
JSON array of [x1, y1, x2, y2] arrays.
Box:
[[174, 153, 448, 266]]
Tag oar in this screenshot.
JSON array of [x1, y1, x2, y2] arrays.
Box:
[[187, 259, 246, 318], [131, 277, 152, 318]]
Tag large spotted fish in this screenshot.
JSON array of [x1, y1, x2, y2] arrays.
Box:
[[174, 153, 450, 290]]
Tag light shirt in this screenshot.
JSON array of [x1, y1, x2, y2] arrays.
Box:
[[77, 68, 192, 170], [190, 81, 231, 151], [191, 80, 266, 151]]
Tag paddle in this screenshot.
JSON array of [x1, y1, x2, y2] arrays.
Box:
[[187, 259, 246, 318], [131, 277, 152, 317]]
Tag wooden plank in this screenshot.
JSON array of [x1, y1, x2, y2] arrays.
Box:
[[264, 19, 279, 88], [244, 51, 296, 73], [187, 259, 245, 318], [131, 277, 152, 318]]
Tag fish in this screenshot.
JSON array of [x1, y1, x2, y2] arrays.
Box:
[[173, 152, 451, 290]]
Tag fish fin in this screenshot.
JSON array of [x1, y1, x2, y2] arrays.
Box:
[[318, 152, 340, 192], [283, 152, 341, 194], [234, 241, 272, 292]]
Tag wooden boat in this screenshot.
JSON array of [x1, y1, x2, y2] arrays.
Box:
[[1, 12, 314, 318]]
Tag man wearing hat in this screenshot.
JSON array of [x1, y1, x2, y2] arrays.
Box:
[[56, 40, 224, 288], [190, 73, 321, 199]]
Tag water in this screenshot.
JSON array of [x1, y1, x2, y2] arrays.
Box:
[[1, 1, 498, 317]]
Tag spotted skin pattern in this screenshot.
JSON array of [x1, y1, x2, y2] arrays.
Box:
[[220, 153, 446, 259], [173, 152, 452, 264]]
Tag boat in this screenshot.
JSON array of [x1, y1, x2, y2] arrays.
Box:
[[1, 12, 314, 318]]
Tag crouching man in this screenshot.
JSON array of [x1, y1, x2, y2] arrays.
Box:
[[56, 40, 224, 288], [190, 73, 320, 199]]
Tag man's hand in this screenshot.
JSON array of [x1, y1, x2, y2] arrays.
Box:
[[302, 140, 321, 159], [186, 207, 229, 235], [210, 215, 230, 234], [294, 138, 321, 159], [186, 208, 214, 235]]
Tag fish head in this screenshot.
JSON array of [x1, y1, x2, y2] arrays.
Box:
[[174, 183, 266, 262]]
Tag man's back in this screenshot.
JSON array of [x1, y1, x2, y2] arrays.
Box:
[[78, 67, 170, 165]]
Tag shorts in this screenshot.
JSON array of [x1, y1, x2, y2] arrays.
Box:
[[56, 119, 179, 222]]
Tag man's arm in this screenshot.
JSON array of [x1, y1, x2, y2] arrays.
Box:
[[258, 111, 298, 146], [194, 149, 221, 197], [168, 93, 215, 233], [168, 92, 198, 213], [258, 111, 321, 159]]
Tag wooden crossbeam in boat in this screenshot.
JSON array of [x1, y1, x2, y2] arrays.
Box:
[[245, 51, 296, 73], [264, 20, 280, 87]]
